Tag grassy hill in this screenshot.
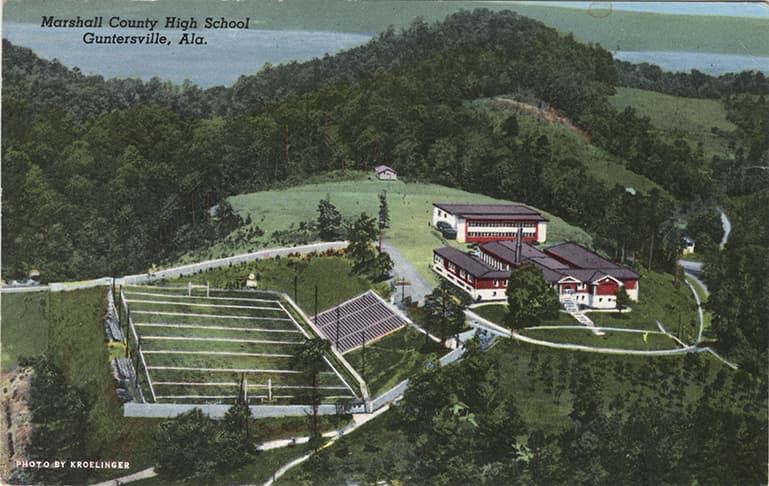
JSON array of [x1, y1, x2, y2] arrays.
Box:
[[184, 179, 592, 284], [476, 96, 667, 195], [610, 87, 737, 159]]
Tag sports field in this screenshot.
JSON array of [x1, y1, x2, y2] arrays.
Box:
[[122, 285, 358, 405]]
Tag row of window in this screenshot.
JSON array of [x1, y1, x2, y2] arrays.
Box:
[[468, 231, 535, 238], [467, 221, 537, 228]]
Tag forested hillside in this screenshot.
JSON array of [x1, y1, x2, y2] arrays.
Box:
[[0, 9, 760, 281]]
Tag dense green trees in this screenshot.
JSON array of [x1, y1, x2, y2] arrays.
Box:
[[505, 262, 560, 328], [154, 402, 255, 481], [705, 190, 769, 374], [20, 356, 90, 485], [616, 60, 769, 99], [289, 341, 767, 485], [317, 196, 343, 241], [1, 8, 759, 290]]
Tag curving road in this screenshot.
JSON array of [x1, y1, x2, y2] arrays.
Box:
[[381, 240, 434, 305]]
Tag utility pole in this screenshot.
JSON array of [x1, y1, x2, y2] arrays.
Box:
[[293, 274, 298, 303], [314, 284, 318, 323], [361, 329, 366, 382], [335, 305, 340, 349]]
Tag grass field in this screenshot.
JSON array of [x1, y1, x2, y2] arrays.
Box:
[[1, 292, 49, 370], [123, 285, 358, 405], [610, 87, 737, 159], [217, 179, 592, 286], [477, 97, 667, 196], [472, 304, 578, 327], [344, 326, 447, 397], [163, 255, 376, 315]]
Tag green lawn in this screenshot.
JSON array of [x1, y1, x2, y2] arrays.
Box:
[[344, 326, 447, 397], [217, 179, 592, 286], [610, 87, 737, 159], [1, 292, 49, 370], [477, 97, 667, 196], [472, 304, 578, 327], [586, 267, 699, 338], [161, 256, 375, 314]]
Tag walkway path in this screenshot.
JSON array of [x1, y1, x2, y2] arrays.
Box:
[[382, 240, 434, 305], [562, 298, 604, 336], [90, 467, 156, 486], [261, 405, 392, 486]]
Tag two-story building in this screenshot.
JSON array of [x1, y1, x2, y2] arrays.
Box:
[[432, 239, 639, 309], [431, 203, 548, 244]]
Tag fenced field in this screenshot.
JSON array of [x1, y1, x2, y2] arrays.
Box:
[[121, 285, 358, 406]]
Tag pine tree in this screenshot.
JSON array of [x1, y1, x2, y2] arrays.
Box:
[[317, 195, 342, 240]]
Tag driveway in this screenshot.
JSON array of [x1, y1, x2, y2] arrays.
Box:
[[381, 240, 434, 305]]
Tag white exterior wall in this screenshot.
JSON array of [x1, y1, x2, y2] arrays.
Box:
[[432, 207, 458, 229], [627, 282, 639, 301], [431, 263, 505, 302], [456, 218, 467, 243], [537, 221, 547, 243], [588, 293, 617, 309], [377, 170, 397, 180]]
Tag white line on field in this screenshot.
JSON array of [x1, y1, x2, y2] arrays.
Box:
[[140, 336, 300, 345], [125, 299, 283, 312], [147, 365, 337, 374], [131, 310, 291, 321], [147, 366, 304, 373], [134, 322, 300, 333], [152, 381, 350, 390], [124, 290, 280, 304], [142, 350, 295, 358]]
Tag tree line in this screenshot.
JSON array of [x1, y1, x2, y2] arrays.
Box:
[[1, 8, 757, 283]]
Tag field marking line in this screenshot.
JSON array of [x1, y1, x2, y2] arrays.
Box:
[[123, 290, 280, 304], [152, 381, 351, 391], [142, 350, 295, 358], [125, 298, 283, 312], [140, 335, 300, 345], [131, 310, 291, 321], [134, 322, 300, 333], [146, 366, 341, 374]]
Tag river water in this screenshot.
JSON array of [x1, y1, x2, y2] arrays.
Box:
[[3, 21, 768, 88], [2, 22, 372, 87]]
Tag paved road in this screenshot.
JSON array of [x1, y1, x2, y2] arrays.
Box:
[[719, 208, 732, 248], [382, 240, 434, 305]]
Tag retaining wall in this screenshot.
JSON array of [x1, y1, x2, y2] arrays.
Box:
[[124, 402, 338, 418]]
